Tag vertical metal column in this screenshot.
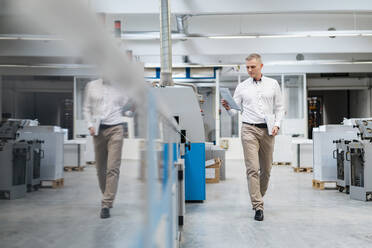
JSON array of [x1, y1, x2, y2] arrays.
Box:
[[144, 90, 158, 248], [215, 69, 221, 146], [159, 0, 173, 86], [303, 74, 308, 138], [0, 76, 2, 122], [238, 74, 242, 138]]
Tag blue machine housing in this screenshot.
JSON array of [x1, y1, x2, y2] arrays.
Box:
[[152, 87, 206, 202], [184, 143, 205, 201]]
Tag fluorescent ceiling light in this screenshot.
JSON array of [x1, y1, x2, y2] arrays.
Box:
[[0, 35, 61, 41], [259, 34, 307, 38], [265, 60, 372, 66], [208, 35, 256, 39], [0, 64, 94, 69], [309, 32, 360, 37], [2, 30, 372, 41]]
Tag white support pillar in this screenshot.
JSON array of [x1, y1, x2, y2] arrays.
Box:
[[215, 69, 220, 146], [0, 76, 2, 122], [238, 74, 242, 138], [303, 74, 308, 138]]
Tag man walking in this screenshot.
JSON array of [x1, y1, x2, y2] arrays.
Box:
[[84, 78, 129, 219], [222, 54, 284, 221]]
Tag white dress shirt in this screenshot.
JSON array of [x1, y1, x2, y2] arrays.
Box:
[[227, 76, 285, 127], [83, 78, 129, 128]]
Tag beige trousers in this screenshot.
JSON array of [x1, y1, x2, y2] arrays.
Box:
[[93, 125, 124, 208], [241, 124, 275, 210]]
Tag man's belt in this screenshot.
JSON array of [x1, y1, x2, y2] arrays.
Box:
[[242, 122, 267, 128], [99, 123, 122, 129]]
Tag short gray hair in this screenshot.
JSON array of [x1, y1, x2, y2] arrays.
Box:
[[245, 53, 262, 64]]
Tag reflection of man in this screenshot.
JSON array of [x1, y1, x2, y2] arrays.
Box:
[[221, 54, 284, 221], [83, 78, 129, 219]]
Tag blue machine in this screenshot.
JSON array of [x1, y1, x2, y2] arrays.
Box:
[[153, 87, 206, 202], [184, 143, 205, 201]]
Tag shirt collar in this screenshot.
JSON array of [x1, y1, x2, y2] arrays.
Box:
[[252, 75, 263, 84]]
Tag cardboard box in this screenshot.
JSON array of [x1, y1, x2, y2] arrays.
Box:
[[206, 158, 221, 184]]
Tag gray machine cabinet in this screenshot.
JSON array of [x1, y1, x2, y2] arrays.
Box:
[[25, 140, 43, 191], [333, 139, 351, 193], [18, 126, 64, 181], [313, 125, 358, 182], [0, 141, 28, 200], [349, 141, 372, 201]]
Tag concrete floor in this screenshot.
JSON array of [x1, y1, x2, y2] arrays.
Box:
[[1, 160, 372, 248], [182, 160, 372, 248], [0, 160, 146, 248]]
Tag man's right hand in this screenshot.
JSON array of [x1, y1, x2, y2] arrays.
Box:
[[221, 99, 231, 110], [88, 127, 96, 136]]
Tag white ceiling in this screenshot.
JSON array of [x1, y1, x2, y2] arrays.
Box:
[[1, 0, 372, 74]]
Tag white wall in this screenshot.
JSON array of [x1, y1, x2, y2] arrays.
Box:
[[308, 77, 370, 90], [350, 89, 371, 118], [0, 76, 2, 121]]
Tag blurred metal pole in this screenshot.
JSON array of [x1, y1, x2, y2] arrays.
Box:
[[159, 0, 174, 86], [215, 69, 221, 146]]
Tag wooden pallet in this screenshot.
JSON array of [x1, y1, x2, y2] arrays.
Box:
[[293, 167, 313, 173], [312, 179, 337, 190], [64, 166, 84, 172], [40, 178, 64, 189], [272, 162, 291, 166]]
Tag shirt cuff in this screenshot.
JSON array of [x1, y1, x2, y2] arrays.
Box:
[[87, 122, 94, 129], [274, 121, 281, 128], [227, 109, 235, 116]]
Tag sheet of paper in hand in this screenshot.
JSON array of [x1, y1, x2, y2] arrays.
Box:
[[220, 87, 241, 111]]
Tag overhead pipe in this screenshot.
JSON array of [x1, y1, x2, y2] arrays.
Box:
[[176, 15, 189, 35], [159, 0, 173, 86]]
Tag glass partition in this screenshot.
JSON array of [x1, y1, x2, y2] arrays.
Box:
[[283, 75, 304, 119]]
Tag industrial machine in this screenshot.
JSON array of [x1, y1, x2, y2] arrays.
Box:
[[0, 141, 29, 200], [333, 139, 351, 193], [0, 121, 29, 199], [313, 125, 358, 182], [153, 87, 206, 202], [348, 120, 372, 201], [175, 159, 185, 226], [26, 140, 44, 191], [18, 126, 64, 181]]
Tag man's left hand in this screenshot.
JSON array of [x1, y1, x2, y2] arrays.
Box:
[[272, 126, 279, 136]]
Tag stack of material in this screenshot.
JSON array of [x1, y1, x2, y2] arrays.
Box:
[[205, 158, 221, 184], [205, 143, 226, 180], [273, 135, 293, 164], [63, 139, 86, 170], [292, 138, 313, 169]]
